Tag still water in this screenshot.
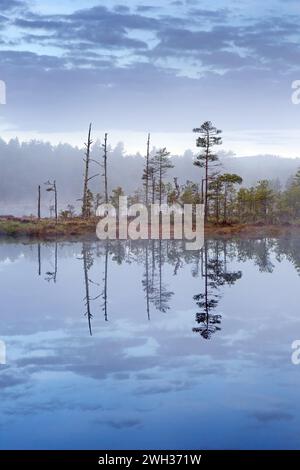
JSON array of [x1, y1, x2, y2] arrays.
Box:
[[0, 236, 300, 449]]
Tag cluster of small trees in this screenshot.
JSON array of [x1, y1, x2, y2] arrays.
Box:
[[39, 120, 300, 225]]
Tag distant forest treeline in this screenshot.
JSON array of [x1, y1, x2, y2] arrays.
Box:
[[1, 135, 300, 216]]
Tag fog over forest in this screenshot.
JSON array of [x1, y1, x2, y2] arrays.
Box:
[[1, 137, 299, 216]]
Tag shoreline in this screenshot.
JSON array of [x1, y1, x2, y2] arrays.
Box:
[[0, 216, 299, 241]]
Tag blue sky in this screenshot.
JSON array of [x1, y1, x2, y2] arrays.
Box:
[[1, 0, 300, 156]]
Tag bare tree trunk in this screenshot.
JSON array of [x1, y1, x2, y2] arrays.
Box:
[[54, 180, 58, 223], [224, 184, 228, 223], [103, 133, 108, 204], [152, 177, 155, 204], [201, 178, 205, 205], [216, 187, 219, 223], [145, 133, 150, 206], [159, 159, 162, 206], [205, 153, 209, 223], [38, 185, 41, 219], [82, 123, 92, 218]]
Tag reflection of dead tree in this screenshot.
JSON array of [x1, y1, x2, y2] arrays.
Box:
[[142, 244, 151, 320], [37, 243, 41, 276], [101, 241, 109, 321], [83, 245, 93, 336], [45, 242, 58, 283], [81, 243, 100, 336], [147, 240, 174, 313]]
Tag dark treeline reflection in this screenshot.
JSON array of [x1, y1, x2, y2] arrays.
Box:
[[12, 236, 300, 337], [193, 241, 242, 339]]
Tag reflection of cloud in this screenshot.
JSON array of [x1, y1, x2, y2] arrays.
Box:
[[99, 418, 142, 430], [135, 380, 193, 395], [0, 367, 28, 389], [251, 410, 294, 423], [1, 238, 300, 449], [4, 399, 103, 416]]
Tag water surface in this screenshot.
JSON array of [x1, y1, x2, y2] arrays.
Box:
[[0, 236, 300, 449]]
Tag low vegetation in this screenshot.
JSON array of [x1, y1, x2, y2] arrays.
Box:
[[3, 120, 300, 238]]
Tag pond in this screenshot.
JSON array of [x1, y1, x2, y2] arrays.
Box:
[[0, 236, 300, 449]]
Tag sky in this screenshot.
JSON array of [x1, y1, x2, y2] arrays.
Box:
[[1, 0, 300, 156]]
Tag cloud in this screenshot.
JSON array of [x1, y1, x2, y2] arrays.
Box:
[[4, 3, 300, 76], [0, 0, 24, 10], [136, 5, 160, 12], [0, 1, 300, 144]]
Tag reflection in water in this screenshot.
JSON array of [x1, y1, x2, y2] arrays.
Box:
[[102, 240, 109, 322], [37, 242, 41, 276], [44, 241, 58, 283], [82, 243, 94, 336], [142, 240, 175, 318], [193, 240, 242, 339], [2, 236, 300, 449], [81, 242, 102, 336], [33, 237, 300, 338], [142, 243, 151, 320]]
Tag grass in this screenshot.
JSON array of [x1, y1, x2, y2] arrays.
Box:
[[0, 216, 298, 240], [0, 217, 97, 239]]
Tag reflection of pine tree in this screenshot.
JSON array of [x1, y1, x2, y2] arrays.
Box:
[[236, 238, 275, 273], [193, 240, 242, 340], [142, 240, 174, 315], [274, 237, 300, 276]]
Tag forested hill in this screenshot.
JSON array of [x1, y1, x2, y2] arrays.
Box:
[[0, 137, 299, 215]]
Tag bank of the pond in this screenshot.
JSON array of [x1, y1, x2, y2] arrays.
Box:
[[0, 216, 298, 240]]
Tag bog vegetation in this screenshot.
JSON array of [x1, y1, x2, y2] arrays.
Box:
[[2, 120, 300, 231], [79, 121, 300, 226]]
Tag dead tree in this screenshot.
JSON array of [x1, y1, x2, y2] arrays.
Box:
[[54, 180, 57, 222], [174, 177, 180, 201], [81, 124, 99, 218], [82, 124, 93, 218], [144, 133, 151, 206], [45, 180, 58, 222], [38, 185, 41, 219], [102, 133, 108, 204]]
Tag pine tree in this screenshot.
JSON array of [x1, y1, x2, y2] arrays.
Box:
[[193, 121, 222, 223], [152, 148, 174, 205]]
